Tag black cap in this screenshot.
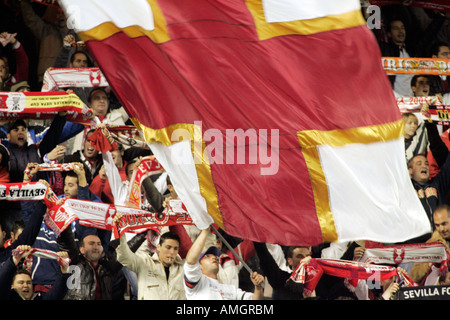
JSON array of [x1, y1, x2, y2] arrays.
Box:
[[8, 119, 27, 133], [199, 246, 220, 261]]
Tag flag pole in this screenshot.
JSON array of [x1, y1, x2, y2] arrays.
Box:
[[210, 224, 264, 288]]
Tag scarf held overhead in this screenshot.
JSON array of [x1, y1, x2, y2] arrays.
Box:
[[41, 67, 109, 92], [44, 198, 194, 237], [358, 242, 448, 265], [126, 156, 164, 209], [288, 258, 417, 297], [383, 57, 450, 75], [0, 91, 92, 124], [87, 124, 148, 152], [12, 247, 70, 268], [0, 182, 57, 203]]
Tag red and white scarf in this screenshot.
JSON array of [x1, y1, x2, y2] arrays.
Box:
[[44, 198, 194, 237], [126, 156, 164, 209], [0, 182, 58, 205], [396, 95, 441, 114], [42, 67, 109, 92], [24, 163, 75, 179], [357, 242, 448, 265], [12, 247, 70, 268], [87, 124, 148, 153], [396, 96, 450, 125], [288, 258, 416, 297]]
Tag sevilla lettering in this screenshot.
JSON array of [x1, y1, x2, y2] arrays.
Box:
[[8, 187, 46, 198]]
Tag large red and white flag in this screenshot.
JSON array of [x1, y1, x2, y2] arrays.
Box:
[[58, 0, 431, 246]]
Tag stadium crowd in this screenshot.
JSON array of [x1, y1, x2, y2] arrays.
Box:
[[0, 1, 449, 301]]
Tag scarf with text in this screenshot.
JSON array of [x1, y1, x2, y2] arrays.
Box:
[[0, 182, 58, 207], [357, 242, 448, 265], [396, 96, 450, 124], [383, 57, 450, 75], [0, 91, 93, 125], [359, 242, 450, 280], [42, 67, 109, 92], [287, 258, 417, 297], [43, 198, 194, 237]]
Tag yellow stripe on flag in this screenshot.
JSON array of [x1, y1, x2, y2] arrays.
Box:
[[297, 120, 404, 242], [131, 117, 224, 229], [246, 0, 365, 40], [78, 0, 170, 43]]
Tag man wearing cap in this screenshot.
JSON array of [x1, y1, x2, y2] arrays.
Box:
[[184, 227, 265, 300]]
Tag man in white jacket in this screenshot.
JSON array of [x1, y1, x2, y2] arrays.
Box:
[[115, 226, 187, 300]]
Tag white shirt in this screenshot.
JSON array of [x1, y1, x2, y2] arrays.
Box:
[[184, 262, 253, 300]]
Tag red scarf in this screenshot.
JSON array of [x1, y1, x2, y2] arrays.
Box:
[[288, 258, 415, 297]]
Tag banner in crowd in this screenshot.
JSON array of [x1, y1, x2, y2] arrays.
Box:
[[58, 0, 431, 246], [396, 96, 439, 114], [396, 95, 450, 124], [369, 0, 450, 12], [382, 57, 450, 76], [0, 91, 93, 124], [43, 198, 194, 237], [0, 182, 57, 203], [126, 155, 164, 209], [397, 285, 450, 300], [357, 242, 448, 265], [113, 199, 194, 239], [41, 67, 109, 92]]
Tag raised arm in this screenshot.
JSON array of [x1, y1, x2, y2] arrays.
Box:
[[185, 228, 210, 265]]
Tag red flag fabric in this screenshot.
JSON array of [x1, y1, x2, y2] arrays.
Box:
[[87, 127, 118, 153], [58, 0, 430, 246]]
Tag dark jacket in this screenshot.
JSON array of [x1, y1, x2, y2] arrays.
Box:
[[0, 201, 47, 266], [59, 225, 146, 300], [253, 242, 305, 300], [411, 123, 450, 228], [7, 114, 67, 182], [0, 257, 70, 300]]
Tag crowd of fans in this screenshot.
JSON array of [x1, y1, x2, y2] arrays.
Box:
[[0, 1, 449, 301]]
